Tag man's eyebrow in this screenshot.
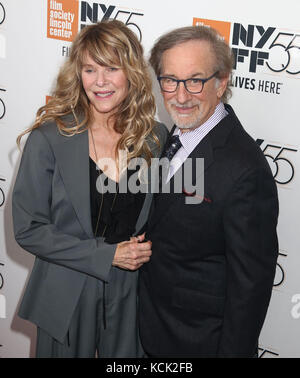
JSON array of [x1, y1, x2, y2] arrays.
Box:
[[190, 72, 206, 78], [162, 72, 206, 78]]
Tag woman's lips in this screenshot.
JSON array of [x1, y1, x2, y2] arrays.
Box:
[[94, 91, 114, 99]]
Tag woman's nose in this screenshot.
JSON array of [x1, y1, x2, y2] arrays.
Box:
[[96, 70, 108, 87]]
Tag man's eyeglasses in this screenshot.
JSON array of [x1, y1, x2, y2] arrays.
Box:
[[157, 71, 219, 94]]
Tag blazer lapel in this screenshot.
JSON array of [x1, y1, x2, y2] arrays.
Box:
[[148, 106, 239, 229], [52, 130, 94, 238], [148, 131, 215, 229], [187, 132, 214, 183]]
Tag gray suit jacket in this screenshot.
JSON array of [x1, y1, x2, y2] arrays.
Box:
[[12, 117, 168, 343]]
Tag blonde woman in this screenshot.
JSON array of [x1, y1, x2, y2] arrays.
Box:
[[12, 20, 167, 358]]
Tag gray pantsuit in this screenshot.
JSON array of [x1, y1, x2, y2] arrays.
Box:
[[12, 116, 168, 358], [36, 269, 141, 358]]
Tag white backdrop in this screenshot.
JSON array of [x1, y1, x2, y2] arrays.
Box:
[[0, 0, 299, 358]]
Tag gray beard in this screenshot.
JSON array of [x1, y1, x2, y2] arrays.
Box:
[[168, 110, 202, 130]]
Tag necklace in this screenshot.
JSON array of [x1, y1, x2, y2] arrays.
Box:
[[89, 126, 119, 237]]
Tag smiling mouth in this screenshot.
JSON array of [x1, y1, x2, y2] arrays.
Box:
[[94, 91, 114, 98], [173, 105, 196, 115]]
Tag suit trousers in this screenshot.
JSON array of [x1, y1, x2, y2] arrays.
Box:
[[36, 268, 142, 358]]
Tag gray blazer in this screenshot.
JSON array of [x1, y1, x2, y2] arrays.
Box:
[[12, 117, 168, 343]]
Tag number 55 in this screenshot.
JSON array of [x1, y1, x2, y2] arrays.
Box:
[[262, 144, 297, 185], [266, 32, 300, 75], [114, 11, 143, 41]]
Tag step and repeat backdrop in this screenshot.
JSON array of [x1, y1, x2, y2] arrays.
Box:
[[0, 0, 299, 358]]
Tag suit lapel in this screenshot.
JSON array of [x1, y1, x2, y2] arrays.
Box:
[[148, 105, 238, 229], [187, 132, 214, 180], [148, 133, 214, 229], [52, 129, 94, 238]]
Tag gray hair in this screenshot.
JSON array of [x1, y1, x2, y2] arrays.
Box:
[[149, 25, 234, 103]]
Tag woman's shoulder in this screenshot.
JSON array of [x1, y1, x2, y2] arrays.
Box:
[[24, 120, 65, 159], [146, 121, 169, 157], [31, 120, 59, 137], [152, 121, 169, 144], [31, 113, 78, 143]]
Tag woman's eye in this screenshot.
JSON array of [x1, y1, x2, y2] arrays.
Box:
[[108, 67, 118, 72]]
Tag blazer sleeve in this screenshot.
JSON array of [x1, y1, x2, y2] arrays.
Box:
[[150, 121, 169, 158], [12, 129, 116, 282], [133, 121, 169, 235], [217, 167, 279, 357]]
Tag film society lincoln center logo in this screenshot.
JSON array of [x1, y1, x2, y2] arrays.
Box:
[[47, 0, 145, 43], [47, 0, 79, 42]]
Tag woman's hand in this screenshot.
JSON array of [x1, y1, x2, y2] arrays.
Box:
[[113, 234, 152, 270]]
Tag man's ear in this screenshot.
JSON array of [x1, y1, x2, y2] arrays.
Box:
[[216, 76, 229, 99]]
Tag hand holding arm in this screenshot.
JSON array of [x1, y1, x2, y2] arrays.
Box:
[[113, 235, 152, 270]]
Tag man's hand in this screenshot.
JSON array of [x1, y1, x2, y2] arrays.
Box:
[[113, 234, 152, 270]]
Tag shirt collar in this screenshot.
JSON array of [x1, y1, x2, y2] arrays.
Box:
[[173, 102, 228, 155]]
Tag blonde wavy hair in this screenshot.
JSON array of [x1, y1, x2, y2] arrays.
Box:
[[18, 19, 159, 165]]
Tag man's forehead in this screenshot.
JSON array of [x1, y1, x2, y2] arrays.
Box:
[[161, 40, 214, 76], [164, 39, 212, 56]]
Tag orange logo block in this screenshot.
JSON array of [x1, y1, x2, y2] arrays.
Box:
[[193, 18, 231, 45], [47, 0, 79, 42]]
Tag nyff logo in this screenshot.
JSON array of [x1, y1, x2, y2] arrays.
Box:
[[193, 18, 300, 76], [80, 1, 144, 41]]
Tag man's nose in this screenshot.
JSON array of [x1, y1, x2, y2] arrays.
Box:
[[176, 82, 192, 103]]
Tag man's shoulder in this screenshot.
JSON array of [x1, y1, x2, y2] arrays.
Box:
[[226, 109, 263, 157], [203, 105, 269, 174], [221, 108, 271, 176]]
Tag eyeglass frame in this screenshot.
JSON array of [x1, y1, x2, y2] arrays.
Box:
[[157, 71, 219, 94]]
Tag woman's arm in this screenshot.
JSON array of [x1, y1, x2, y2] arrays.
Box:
[[12, 128, 151, 280]]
